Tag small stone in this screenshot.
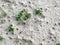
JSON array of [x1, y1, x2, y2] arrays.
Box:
[[54, 23, 57, 26], [52, 27, 55, 30], [19, 31, 22, 34], [58, 23, 60, 26], [9, 37, 12, 40], [6, 32, 8, 35], [43, 39, 45, 41], [40, 43, 42, 45], [28, 1, 31, 4], [16, 28, 19, 30], [46, 22, 48, 24], [23, 22, 26, 25]]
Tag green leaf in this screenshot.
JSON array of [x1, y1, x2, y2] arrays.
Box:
[[17, 19, 23, 24], [9, 28, 14, 32]]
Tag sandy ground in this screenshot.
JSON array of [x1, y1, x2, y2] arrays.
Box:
[[0, 0, 60, 45]]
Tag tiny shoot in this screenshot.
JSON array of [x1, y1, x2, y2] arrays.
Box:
[[23, 13, 31, 20], [0, 36, 4, 41], [35, 8, 43, 15], [8, 24, 14, 33]]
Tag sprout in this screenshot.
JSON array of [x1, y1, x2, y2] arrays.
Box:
[[0, 36, 4, 41], [56, 42, 60, 45], [35, 8, 43, 15], [18, 11, 24, 18], [16, 9, 25, 24], [16, 9, 31, 24], [16, 9, 25, 19], [23, 13, 31, 20], [8, 24, 14, 33], [0, 7, 7, 19]]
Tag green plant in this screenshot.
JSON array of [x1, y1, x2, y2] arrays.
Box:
[[16, 9, 25, 20], [16, 9, 31, 24], [23, 13, 31, 20], [16, 15, 20, 21], [0, 36, 4, 41], [56, 42, 60, 45], [16, 10, 25, 24], [2, 12, 7, 17], [8, 24, 14, 33], [35, 8, 43, 15], [0, 11, 7, 18]]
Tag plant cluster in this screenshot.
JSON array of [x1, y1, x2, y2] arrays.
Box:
[[16, 9, 31, 24]]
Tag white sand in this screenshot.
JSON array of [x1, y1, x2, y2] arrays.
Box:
[[0, 0, 60, 45]]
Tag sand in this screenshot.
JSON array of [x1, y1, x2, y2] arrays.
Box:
[[0, 0, 60, 45]]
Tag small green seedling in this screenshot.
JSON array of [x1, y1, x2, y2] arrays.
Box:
[[35, 8, 43, 15], [16, 9, 31, 24], [17, 19, 23, 24], [23, 13, 31, 20], [0, 36, 4, 41], [0, 11, 7, 18], [16, 10, 25, 24], [16, 9, 25, 20], [18, 10, 24, 18], [8, 24, 14, 33], [56, 42, 60, 45]]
